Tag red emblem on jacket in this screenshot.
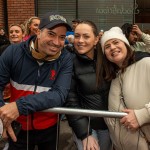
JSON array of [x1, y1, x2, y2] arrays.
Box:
[[50, 70, 56, 80]]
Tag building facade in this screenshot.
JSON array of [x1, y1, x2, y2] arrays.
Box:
[[0, 0, 35, 31], [0, 0, 150, 33]]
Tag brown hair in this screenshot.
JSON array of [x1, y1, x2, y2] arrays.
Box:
[[103, 44, 135, 81], [76, 20, 104, 87]]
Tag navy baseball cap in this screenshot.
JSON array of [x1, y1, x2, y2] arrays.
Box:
[[39, 12, 72, 31]]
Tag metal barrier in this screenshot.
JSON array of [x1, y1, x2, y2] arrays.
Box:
[[42, 107, 127, 150], [42, 107, 127, 118], [1, 106, 127, 150]]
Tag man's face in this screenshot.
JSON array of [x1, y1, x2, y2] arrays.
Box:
[[37, 26, 67, 56], [72, 22, 79, 31], [128, 31, 138, 45], [0, 29, 5, 36]]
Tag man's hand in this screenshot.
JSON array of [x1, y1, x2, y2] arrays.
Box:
[[0, 102, 19, 128], [120, 109, 140, 130], [132, 24, 143, 38], [82, 135, 100, 150], [3, 125, 17, 142]]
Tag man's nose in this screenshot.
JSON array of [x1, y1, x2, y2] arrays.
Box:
[[134, 34, 138, 39], [53, 36, 60, 45]]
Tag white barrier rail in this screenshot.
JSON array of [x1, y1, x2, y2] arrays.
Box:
[[42, 107, 127, 118]]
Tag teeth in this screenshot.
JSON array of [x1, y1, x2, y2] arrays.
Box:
[[112, 51, 120, 56], [78, 45, 84, 47]]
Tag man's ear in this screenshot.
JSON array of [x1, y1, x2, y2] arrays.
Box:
[[37, 29, 41, 38]]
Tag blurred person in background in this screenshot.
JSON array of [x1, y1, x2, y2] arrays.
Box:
[[121, 23, 150, 52], [99, 29, 104, 41], [23, 16, 40, 41], [9, 23, 25, 44], [65, 19, 80, 45], [0, 28, 5, 36], [3, 23, 25, 102], [0, 28, 10, 55], [63, 19, 81, 58]]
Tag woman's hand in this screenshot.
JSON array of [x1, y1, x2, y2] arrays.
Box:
[[82, 135, 100, 150], [120, 109, 140, 130]]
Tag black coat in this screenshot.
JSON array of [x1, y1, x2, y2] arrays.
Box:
[[0, 35, 10, 55], [65, 53, 110, 140], [0, 35, 10, 46]]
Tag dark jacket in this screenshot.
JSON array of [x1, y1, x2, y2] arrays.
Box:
[[0, 36, 73, 130], [65, 53, 110, 140], [0, 35, 10, 55], [0, 35, 10, 46]]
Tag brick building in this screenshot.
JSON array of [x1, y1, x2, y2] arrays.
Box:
[[0, 0, 35, 31], [0, 0, 150, 33]]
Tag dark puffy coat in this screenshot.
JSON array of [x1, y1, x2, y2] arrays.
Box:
[[65, 53, 110, 140]]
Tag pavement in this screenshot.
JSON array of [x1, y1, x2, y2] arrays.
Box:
[[58, 119, 77, 150]]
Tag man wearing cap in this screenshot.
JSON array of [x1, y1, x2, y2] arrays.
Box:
[[0, 12, 73, 150], [65, 19, 80, 46]]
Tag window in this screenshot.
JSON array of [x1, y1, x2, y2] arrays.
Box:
[[37, 0, 144, 31], [37, 0, 76, 25]]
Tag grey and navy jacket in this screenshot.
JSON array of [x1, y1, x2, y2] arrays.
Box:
[[0, 36, 73, 130]]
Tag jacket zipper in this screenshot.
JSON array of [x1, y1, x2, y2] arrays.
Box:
[[31, 65, 42, 130]]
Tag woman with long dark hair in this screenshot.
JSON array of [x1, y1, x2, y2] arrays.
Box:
[[66, 20, 112, 150]]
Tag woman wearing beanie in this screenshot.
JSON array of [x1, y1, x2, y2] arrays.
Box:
[[65, 20, 112, 150], [101, 27, 150, 150]]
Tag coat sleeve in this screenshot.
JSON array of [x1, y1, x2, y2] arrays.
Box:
[[134, 58, 150, 126], [134, 103, 150, 126], [145, 102, 150, 116], [140, 33, 150, 52], [65, 67, 92, 140], [0, 45, 13, 106], [16, 51, 74, 115]]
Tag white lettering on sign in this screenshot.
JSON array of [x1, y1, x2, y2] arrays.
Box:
[[96, 4, 139, 15], [49, 15, 67, 22]]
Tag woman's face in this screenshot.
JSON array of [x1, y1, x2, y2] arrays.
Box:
[[74, 23, 99, 59], [104, 39, 127, 67], [9, 26, 24, 43], [29, 19, 40, 35]]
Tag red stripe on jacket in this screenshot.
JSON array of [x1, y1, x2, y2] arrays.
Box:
[[9, 84, 57, 130]]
